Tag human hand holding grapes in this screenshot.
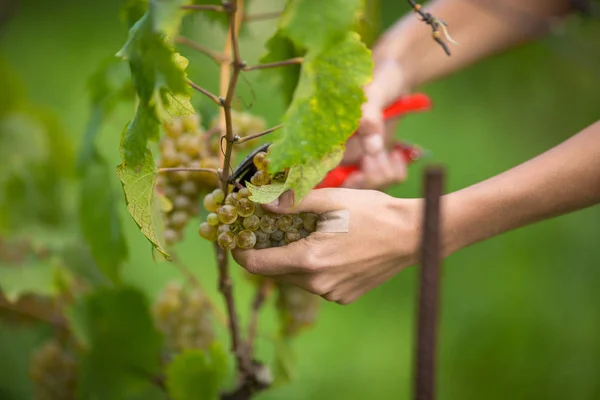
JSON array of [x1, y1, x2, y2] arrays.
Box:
[[232, 188, 423, 305]]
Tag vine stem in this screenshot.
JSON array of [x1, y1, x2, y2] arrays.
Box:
[[242, 57, 303, 71], [234, 124, 283, 145]]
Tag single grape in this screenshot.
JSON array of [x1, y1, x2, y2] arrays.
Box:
[[254, 204, 266, 217], [217, 205, 238, 224], [163, 118, 183, 138], [254, 240, 270, 249], [253, 151, 269, 171], [285, 228, 302, 243], [181, 113, 200, 132], [224, 193, 238, 207], [161, 148, 180, 167], [173, 195, 192, 210], [198, 222, 217, 241], [236, 198, 256, 217], [250, 170, 270, 186], [182, 136, 203, 157], [236, 230, 257, 249], [207, 213, 220, 226], [164, 229, 181, 245], [170, 210, 190, 228], [164, 184, 178, 199], [277, 215, 294, 232], [292, 216, 303, 229], [217, 231, 236, 250], [302, 213, 318, 232], [270, 230, 284, 241], [238, 188, 250, 198], [217, 224, 231, 235], [243, 215, 260, 231], [203, 193, 219, 212], [260, 214, 277, 233], [299, 228, 310, 238], [212, 188, 225, 204], [254, 230, 269, 243]]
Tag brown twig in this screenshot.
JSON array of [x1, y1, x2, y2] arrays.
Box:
[[0, 295, 68, 330], [187, 79, 223, 105], [243, 11, 282, 22], [247, 279, 273, 352], [408, 1, 452, 56], [242, 57, 303, 71], [181, 4, 225, 12], [413, 166, 445, 400], [177, 36, 230, 63], [234, 124, 283, 145]]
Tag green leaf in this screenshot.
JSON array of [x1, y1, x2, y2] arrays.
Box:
[[279, 0, 363, 50], [121, 0, 150, 29], [165, 343, 230, 400], [151, 0, 191, 40], [259, 30, 303, 107], [79, 154, 128, 284], [0, 263, 58, 302], [66, 287, 164, 399], [115, 151, 170, 260], [267, 33, 372, 173], [272, 337, 295, 387], [246, 180, 286, 204], [247, 147, 343, 203]]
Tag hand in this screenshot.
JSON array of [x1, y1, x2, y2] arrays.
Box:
[[232, 188, 423, 305], [341, 61, 412, 190]]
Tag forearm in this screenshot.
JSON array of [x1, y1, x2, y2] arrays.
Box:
[[367, 0, 573, 106], [443, 120, 600, 255]]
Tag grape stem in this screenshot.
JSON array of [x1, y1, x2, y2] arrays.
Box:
[[186, 79, 223, 106], [181, 4, 226, 12], [176, 36, 230, 64], [247, 279, 273, 353], [234, 124, 283, 145], [243, 11, 282, 22], [407, 0, 452, 56], [242, 57, 304, 71]]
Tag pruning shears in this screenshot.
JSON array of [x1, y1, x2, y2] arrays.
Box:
[[314, 93, 432, 188], [231, 93, 432, 190]]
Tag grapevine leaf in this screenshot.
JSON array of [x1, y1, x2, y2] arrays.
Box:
[[151, 0, 191, 40], [115, 151, 170, 260], [79, 154, 128, 284], [279, 0, 363, 50], [283, 146, 344, 201], [0, 263, 57, 303], [272, 337, 295, 387], [246, 180, 286, 204], [259, 30, 303, 107], [121, 0, 150, 29], [66, 287, 163, 399], [267, 33, 372, 173], [165, 343, 230, 400]]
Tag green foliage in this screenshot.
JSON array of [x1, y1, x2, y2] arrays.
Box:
[[0, 262, 58, 303], [266, 33, 372, 175], [116, 152, 169, 260], [165, 344, 230, 400], [67, 287, 164, 399]]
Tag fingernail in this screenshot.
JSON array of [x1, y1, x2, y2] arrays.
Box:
[[279, 190, 295, 208]]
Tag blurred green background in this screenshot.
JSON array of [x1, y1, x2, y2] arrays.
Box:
[[1, 0, 599, 399]]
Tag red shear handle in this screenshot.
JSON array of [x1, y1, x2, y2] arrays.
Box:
[[315, 93, 431, 189]]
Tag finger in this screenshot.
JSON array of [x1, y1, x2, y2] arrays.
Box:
[[357, 105, 384, 138], [361, 153, 395, 188], [232, 239, 308, 276], [262, 187, 346, 214], [390, 150, 408, 183], [341, 171, 366, 189]]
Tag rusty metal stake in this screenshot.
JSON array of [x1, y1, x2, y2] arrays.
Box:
[[413, 166, 445, 400]]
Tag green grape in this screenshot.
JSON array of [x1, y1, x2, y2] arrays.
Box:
[[182, 136, 203, 157], [173, 195, 192, 210], [181, 113, 200, 132], [217, 231, 236, 250], [270, 230, 284, 242], [217, 205, 238, 224], [161, 148, 180, 167], [238, 188, 250, 198], [277, 215, 294, 232], [299, 228, 310, 238], [250, 170, 270, 186], [243, 215, 260, 231], [224, 193, 238, 207], [170, 210, 190, 228], [164, 184, 178, 199], [236, 198, 256, 217], [253, 151, 269, 171], [212, 188, 225, 204], [29, 339, 78, 400], [254, 241, 270, 249], [293, 216, 303, 229], [271, 240, 286, 247], [285, 228, 301, 243], [203, 193, 219, 212], [259, 214, 277, 233], [180, 180, 198, 195], [236, 230, 257, 249], [254, 230, 269, 243], [302, 213, 318, 232], [164, 229, 181, 245], [217, 224, 231, 235], [163, 118, 183, 138], [207, 213, 220, 226], [198, 222, 217, 241]]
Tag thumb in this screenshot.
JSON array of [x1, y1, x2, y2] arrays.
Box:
[[262, 188, 345, 215]]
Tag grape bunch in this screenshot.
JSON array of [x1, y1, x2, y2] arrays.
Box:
[[276, 283, 321, 337], [151, 281, 215, 354], [29, 338, 78, 400], [197, 150, 318, 250], [156, 113, 221, 246], [210, 110, 267, 151]]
